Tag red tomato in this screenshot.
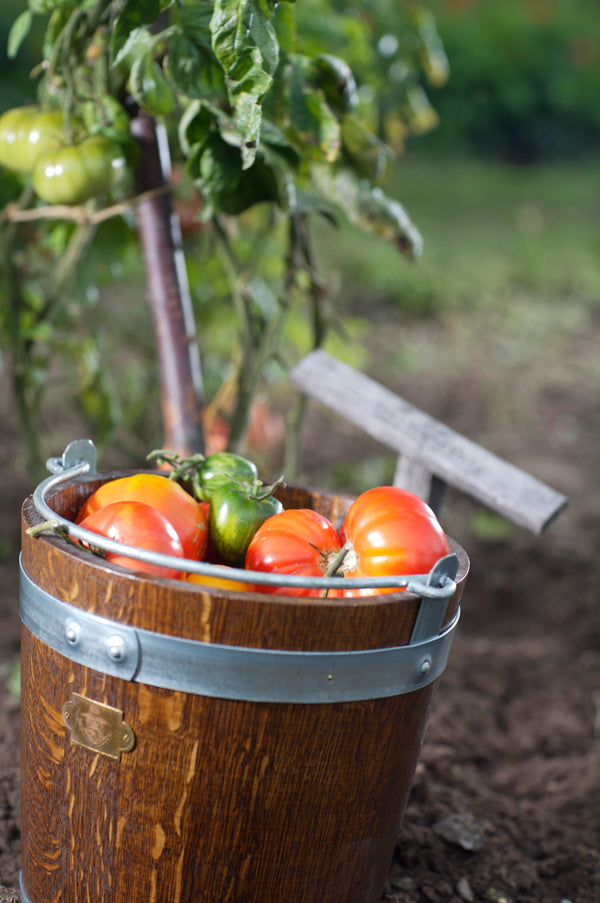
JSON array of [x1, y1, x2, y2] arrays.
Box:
[[340, 486, 449, 596], [245, 508, 344, 597], [76, 473, 208, 560], [78, 500, 185, 579]]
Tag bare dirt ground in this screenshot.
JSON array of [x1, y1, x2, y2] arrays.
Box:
[[0, 298, 599, 903]]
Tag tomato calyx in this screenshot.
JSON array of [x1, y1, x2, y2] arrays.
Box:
[[146, 448, 260, 502], [321, 539, 355, 577]]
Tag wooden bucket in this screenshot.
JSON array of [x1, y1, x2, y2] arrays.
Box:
[[19, 457, 469, 903]]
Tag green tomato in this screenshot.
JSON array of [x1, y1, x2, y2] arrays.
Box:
[[32, 135, 126, 205], [197, 452, 258, 502], [209, 481, 284, 567], [0, 107, 66, 174]]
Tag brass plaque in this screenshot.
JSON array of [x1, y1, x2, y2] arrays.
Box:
[[63, 692, 135, 761]]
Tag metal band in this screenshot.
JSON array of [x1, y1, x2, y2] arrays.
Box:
[[19, 558, 459, 704], [20, 872, 31, 903]]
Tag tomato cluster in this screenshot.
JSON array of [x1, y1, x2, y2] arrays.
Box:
[[73, 450, 283, 584], [73, 449, 449, 599], [246, 486, 449, 598], [0, 104, 126, 205]]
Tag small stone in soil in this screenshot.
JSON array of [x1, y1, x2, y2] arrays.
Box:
[[457, 876, 475, 902], [433, 811, 493, 851]]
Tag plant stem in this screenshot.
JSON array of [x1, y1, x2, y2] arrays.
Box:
[[213, 214, 290, 453], [283, 213, 330, 480]]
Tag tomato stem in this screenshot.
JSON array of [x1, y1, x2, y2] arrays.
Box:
[[324, 539, 353, 578], [250, 476, 285, 501], [320, 539, 353, 597], [26, 520, 105, 556], [146, 448, 206, 496]]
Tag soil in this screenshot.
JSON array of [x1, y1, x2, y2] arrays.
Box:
[[0, 304, 599, 903]]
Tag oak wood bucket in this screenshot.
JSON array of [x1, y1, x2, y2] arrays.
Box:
[[19, 463, 468, 903]]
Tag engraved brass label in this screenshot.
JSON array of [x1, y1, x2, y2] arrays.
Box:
[[63, 693, 135, 761]]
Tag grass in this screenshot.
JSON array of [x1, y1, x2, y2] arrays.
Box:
[[316, 155, 600, 320]]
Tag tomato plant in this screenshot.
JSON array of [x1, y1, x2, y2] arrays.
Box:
[[77, 499, 185, 579], [245, 507, 344, 597], [209, 479, 284, 567], [76, 473, 208, 561], [32, 135, 126, 205], [340, 486, 449, 597]]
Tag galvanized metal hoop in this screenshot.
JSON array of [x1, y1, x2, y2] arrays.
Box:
[[19, 558, 460, 703]]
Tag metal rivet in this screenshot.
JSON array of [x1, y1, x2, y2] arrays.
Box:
[[419, 657, 431, 676], [107, 636, 125, 662], [65, 620, 81, 645]]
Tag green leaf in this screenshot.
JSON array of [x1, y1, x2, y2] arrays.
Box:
[[129, 55, 176, 116], [195, 133, 280, 216], [166, 3, 227, 101], [309, 54, 359, 114], [311, 166, 423, 261], [273, 2, 295, 55], [210, 0, 279, 168], [111, 25, 154, 69], [111, 0, 169, 68], [8, 10, 33, 59], [42, 7, 70, 62], [288, 56, 341, 163], [341, 113, 393, 184], [178, 100, 214, 157]]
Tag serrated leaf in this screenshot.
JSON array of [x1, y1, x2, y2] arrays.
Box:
[[210, 0, 279, 168], [211, 0, 278, 79], [287, 57, 341, 163], [179, 100, 210, 157], [196, 133, 280, 215], [111, 0, 167, 68], [8, 10, 33, 59], [111, 25, 154, 69], [311, 166, 423, 260], [166, 2, 226, 101], [310, 54, 359, 114]]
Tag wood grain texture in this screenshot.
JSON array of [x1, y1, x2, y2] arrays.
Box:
[[20, 478, 469, 903], [290, 349, 568, 533]]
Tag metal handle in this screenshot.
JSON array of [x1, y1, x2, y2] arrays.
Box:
[[29, 439, 459, 603]]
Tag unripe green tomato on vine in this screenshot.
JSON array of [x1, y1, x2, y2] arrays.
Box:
[[0, 107, 66, 174], [32, 136, 127, 205]]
